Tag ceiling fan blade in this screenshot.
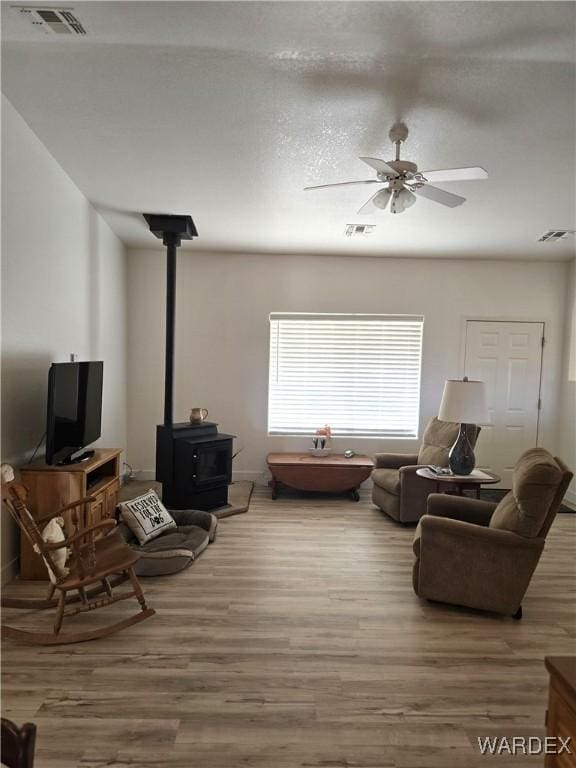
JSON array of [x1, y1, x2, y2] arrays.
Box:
[[304, 180, 382, 191], [357, 187, 391, 215], [412, 184, 466, 208], [359, 157, 398, 175], [417, 167, 488, 183]]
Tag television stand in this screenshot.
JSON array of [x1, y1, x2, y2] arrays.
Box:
[[19, 448, 122, 580], [59, 449, 95, 465]]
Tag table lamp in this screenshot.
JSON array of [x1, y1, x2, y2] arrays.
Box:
[[437, 378, 489, 475]]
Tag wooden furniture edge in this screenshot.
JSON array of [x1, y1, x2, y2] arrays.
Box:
[[16, 448, 123, 580]]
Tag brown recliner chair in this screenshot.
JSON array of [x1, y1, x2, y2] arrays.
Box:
[[371, 417, 480, 524], [412, 448, 573, 618]]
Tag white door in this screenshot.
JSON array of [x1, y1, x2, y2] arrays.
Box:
[[464, 320, 544, 488]]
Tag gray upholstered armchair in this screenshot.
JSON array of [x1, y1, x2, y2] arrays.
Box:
[[371, 417, 480, 524], [412, 448, 573, 618]]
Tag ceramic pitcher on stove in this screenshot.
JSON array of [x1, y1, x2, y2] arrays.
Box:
[[190, 407, 209, 424]]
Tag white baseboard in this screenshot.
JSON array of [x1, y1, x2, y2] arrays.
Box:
[[563, 489, 576, 511], [134, 469, 156, 482], [232, 470, 268, 485], [132, 469, 374, 488], [133, 469, 269, 486], [133, 470, 374, 489]]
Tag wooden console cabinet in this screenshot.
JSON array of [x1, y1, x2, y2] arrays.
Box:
[[19, 449, 122, 580], [545, 657, 576, 767]]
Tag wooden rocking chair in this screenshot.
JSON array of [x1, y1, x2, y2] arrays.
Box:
[[1, 482, 155, 645]]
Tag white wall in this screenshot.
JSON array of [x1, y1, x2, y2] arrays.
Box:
[[1, 97, 128, 582], [127, 249, 568, 485], [559, 258, 576, 506]]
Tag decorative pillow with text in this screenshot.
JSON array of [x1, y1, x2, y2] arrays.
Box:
[[118, 490, 176, 545]]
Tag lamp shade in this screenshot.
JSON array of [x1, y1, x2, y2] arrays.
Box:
[[438, 379, 489, 424]]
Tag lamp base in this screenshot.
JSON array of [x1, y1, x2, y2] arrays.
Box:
[[448, 423, 476, 475]]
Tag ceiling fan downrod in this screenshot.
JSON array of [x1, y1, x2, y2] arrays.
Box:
[[388, 122, 409, 162]]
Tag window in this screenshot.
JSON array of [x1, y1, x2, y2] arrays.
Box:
[[268, 313, 423, 438]]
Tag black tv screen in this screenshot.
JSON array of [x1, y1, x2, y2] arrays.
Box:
[[46, 361, 103, 465]]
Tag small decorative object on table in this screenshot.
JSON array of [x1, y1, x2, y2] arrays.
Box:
[[311, 425, 332, 456]]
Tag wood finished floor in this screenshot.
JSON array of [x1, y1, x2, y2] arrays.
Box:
[[2, 488, 576, 768]]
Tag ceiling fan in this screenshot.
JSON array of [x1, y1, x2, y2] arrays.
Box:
[[304, 123, 488, 215]]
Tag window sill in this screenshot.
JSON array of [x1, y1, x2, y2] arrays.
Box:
[[267, 433, 420, 440]]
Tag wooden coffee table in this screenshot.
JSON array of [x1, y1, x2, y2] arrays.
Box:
[[266, 452, 375, 501], [416, 467, 500, 498]]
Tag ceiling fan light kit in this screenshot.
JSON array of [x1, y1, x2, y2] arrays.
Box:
[[391, 187, 416, 214], [305, 122, 488, 217], [373, 188, 392, 210]]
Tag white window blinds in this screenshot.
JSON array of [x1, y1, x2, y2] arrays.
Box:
[[268, 314, 423, 438]]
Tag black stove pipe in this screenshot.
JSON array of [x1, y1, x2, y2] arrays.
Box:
[[143, 214, 197, 427], [144, 214, 232, 511], [163, 233, 179, 426]]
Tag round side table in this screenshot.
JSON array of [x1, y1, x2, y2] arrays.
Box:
[[416, 467, 500, 499]]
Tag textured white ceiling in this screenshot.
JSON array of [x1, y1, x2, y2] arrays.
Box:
[[2, 1, 575, 258]]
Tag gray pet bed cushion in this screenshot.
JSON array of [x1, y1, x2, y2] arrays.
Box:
[[117, 508, 218, 576]]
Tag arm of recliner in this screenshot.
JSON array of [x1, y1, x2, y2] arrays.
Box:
[[426, 493, 497, 527], [373, 453, 419, 469], [414, 515, 544, 615], [418, 515, 542, 550], [396, 464, 436, 523]]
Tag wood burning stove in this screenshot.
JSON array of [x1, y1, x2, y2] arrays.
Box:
[[144, 214, 234, 510], [156, 421, 234, 510]]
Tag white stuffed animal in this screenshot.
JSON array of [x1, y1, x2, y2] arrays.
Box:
[[39, 517, 69, 584], [1, 463, 15, 483]]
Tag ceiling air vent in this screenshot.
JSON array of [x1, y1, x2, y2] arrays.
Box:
[[12, 6, 86, 34], [538, 230, 575, 243], [345, 224, 376, 238]]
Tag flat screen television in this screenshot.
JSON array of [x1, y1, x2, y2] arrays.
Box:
[[45, 361, 104, 465]]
